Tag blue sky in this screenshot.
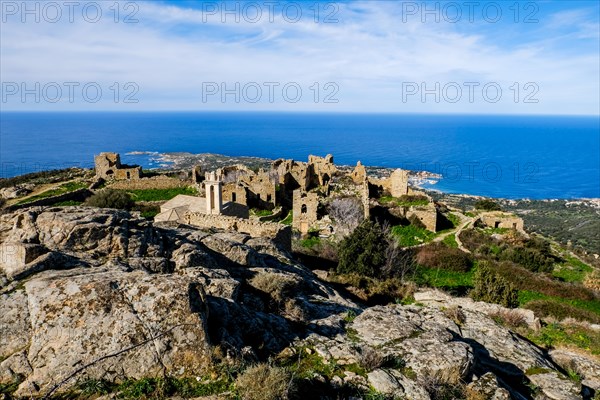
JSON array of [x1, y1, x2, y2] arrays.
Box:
[[1, 0, 599, 114]]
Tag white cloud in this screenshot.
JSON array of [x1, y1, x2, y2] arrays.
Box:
[[0, 0, 598, 114]]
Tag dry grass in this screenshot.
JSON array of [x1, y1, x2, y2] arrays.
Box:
[[358, 346, 385, 372], [443, 305, 466, 326], [418, 370, 466, 399], [488, 309, 527, 329], [249, 272, 300, 303], [235, 363, 292, 400]]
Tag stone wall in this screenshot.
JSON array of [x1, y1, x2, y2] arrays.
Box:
[[222, 183, 248, 205], [114, 167, 142, 181], [184, 212, 291, 251], [292, 190, 319, 234], [94, 152, 141, 181], [478, 212, 524, 231], [109, 176, 189, 190], [7, 189, 92, 211], [308, 154, 337, 186], [273, 159, 310, 191], [351, 161, 367, 184], [407, 204, 438, 232], [390, 169, 409, 197]]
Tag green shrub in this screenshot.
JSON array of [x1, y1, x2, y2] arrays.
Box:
[[527, 322, 600, 355], [337, 221, 387, 277], [471, 262, 519, 308], [499, 238, 556, 273], [85, 189, 134, 210], [494, 261, 597, 302], [235, 364, 292, 400], [474, 199, 502, 211], [459, 229, 496, 253], [524, 300, 600, 324], [416, 243, 473, 272]]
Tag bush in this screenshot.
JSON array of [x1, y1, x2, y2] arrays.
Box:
[[499, 238, 556, 273], [235, 364, 292, 400], [474, 199, 502, 211], [249, 272, 299, 303], [524, 300, 600, 324], [329, 197, 364, 237], [459, 229, 496, 253], [488, 309, 527, 329], [493, 261, 598, 302], [337, 220, 387, 278], [359, 346, 385, 372], [443, 305, 466, 326], [416, 243, 473, 272], [85, 189, 134, 210], [471, 262, 519, 308]]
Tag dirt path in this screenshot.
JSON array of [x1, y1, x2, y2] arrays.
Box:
[[431, 211, 474, 253], [5, 180, 78, 206]]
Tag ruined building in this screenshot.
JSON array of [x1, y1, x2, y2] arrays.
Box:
[[94, 152, 141, 180], [292, 189, 320, 234], [390, 168, 409, 197], [216, 165, 277, 209], [155, 171, 248, 223], [476, 212, 525, 232], [273, 154, 337, 192]]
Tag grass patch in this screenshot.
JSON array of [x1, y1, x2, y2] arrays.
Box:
[[280, 210, 293, 225], [76, 376, 232, 399], [442, 234, 459, 248], [527, 322, 600, 355], [380, 195, 429, 207], [528, 300, 600, 324], [299, 235, 321, 249], [0, 379, 21, 395], [391, 225, 436, 247], [277, 347, 339, 381], [412, 265, 474, 295], [0, 168, 89, 189], [553, 256, 593, 283], [16, 181, 88, 205], [445, 212, 461, 228], [53, 200, 83, 206], [251, 208, 273, 217], [126, 187, 197, 202]]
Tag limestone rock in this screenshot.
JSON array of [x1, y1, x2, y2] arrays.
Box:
[[527, 372, 581, 400], [549, 349, 600, 392], [466, 372, 511, 400], [0, 289, 31, 361], [15, 270, 210, 397], [352, 305, 473, 382]]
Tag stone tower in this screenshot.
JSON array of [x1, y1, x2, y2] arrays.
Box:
[[204, 171, 223, 215], [390, 169, 409, 197]]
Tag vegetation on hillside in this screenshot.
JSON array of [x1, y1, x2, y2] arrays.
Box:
[[85, 189, 134, 210]]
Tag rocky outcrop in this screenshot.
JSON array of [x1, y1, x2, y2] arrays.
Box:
[[0, 207, 356, 397], [0, 207, 596, 399]]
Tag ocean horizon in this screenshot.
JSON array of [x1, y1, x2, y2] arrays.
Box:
[[1, 111, 598, 200]]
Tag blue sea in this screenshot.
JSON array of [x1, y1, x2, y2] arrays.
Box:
[[1, 112, 598, 199]]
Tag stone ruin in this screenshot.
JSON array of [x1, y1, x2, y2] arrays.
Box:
[[94, 152, 141, 180], [476, 212, 525, 232], [292, 190, 320, 234]]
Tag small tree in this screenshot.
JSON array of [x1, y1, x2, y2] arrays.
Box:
[[474, 199, 502, 211], [471, 262, 518, 308], [329, 197, 364, 237], [85, 189, 134, 210], [337, 220, 387, 277], [381, 221, 416, 280]]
